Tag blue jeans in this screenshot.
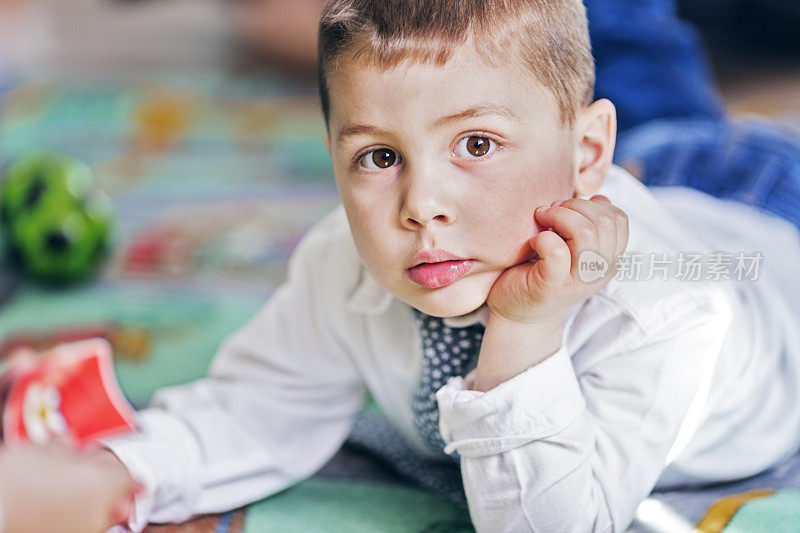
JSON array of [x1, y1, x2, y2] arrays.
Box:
[[586, 0, 800, 231], [615, 118, 800, 231]]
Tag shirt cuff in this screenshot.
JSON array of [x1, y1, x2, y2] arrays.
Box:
[[100, 409, 201, 532], [100, 439, 156, 533], [436, 345, 585, 458]]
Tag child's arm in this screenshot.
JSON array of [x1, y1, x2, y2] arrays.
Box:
[[437, 197, 732, 531], [0, 443, 139, 533], [96, 209, 367, 530]]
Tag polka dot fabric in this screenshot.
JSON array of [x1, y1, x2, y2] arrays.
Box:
[[412, 308, 485, 457]]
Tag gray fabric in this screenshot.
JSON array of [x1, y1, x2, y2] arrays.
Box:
[[346, 410, 468, 507]]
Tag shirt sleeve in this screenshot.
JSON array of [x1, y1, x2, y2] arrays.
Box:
[[101, 214, 367, 532], [436, 285, 733, 533]]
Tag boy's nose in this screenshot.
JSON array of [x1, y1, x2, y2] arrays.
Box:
[[401, 209, 452, 229], [399, 171, 455, 230]]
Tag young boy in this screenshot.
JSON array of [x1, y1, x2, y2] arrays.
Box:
[[12, 0, 800, 532]]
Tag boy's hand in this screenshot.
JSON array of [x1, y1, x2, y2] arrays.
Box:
[[473, 196, 628, 391], [487, 195, 629, 325], [0, 443, 141, 533]]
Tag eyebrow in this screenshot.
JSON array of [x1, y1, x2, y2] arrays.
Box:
[[335, 105, 521, 147], [431, 105, 521, 129], [336, 124, 393, 147]]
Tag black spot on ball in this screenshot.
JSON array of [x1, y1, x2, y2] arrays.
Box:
[[46, 230, 71, 252], [7, 242, 23, 266], [24, 176, 47, 210]]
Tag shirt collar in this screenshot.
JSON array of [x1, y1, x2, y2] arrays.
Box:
[[346, 267, 394, 315]]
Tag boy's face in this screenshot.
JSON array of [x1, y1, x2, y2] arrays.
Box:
[[326, 43, 578, 318]]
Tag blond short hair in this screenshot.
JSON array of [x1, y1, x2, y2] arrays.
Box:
[[318, 0, 595, 128]]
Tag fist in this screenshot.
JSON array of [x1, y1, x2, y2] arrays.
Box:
[[0, 443, 141, 533], [487, 195, 629, 324]]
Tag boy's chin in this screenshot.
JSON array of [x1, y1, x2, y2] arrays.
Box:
[[407, 288, 489, 319], [399, 272, 498, 318]]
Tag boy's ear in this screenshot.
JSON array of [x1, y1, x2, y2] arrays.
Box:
[[573, 99, 617, 197], [324, 133, 332, 155]]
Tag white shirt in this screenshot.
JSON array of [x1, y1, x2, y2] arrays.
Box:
[[103, 166, 800, 533]]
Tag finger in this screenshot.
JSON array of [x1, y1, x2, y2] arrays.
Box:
[[584, 198, 629, 261], [529, 229, 571, 282], [592, 195, 622, 261], [613, 208, 630, 259], [8, 347, 36, 361], [534, 204, 599, 257], [53, 432, 77, 449], [556, 198, 618, 260], [591, 194, 611, 204]]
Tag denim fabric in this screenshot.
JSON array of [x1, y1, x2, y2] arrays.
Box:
[[585, 0, 724, 133], [586, 0, 799, 232], [616, 118, 800, 231]]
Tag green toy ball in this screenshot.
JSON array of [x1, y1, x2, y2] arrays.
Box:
[[0, 153, 114, 282]]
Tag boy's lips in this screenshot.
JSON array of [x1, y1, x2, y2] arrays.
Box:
[[407, 250, 474, 289]]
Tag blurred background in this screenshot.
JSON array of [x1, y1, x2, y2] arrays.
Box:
[[677, 0, 800, 118], [0, 0, 340, 408], [1, 0, 798, 112]]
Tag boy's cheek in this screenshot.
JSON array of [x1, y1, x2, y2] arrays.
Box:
[[462, 182, 560, 269]]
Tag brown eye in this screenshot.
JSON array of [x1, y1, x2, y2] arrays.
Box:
[[466, 136, 491, 157], [454, 135, 498, 159], [369, 149, 397, 169]]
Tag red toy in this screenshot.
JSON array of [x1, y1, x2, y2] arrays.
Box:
[[0, 339, 137, 447]]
